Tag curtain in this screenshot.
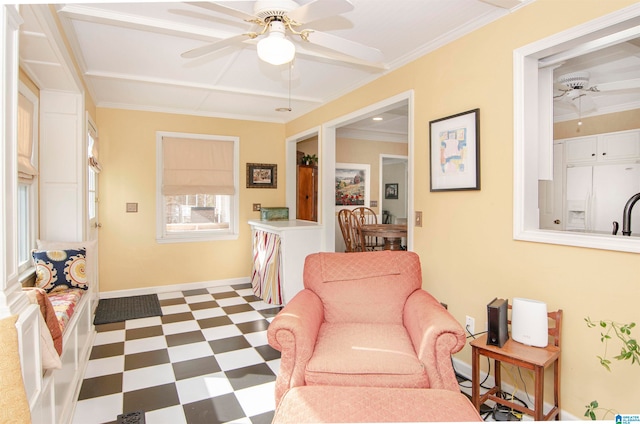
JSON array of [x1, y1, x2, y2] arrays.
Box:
[[17, 92, 38, 183], [88, 131, 102, 173], [162, 136, 234, 195], [251, 230, 283, 305]]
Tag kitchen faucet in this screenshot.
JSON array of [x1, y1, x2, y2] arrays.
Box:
[[622, 192, 640, 236]]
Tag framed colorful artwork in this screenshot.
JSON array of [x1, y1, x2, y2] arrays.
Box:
[[335, 163, 370, 207], [429, 108, 480, 191]]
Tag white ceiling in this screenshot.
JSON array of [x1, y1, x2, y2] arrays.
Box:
[[552, 37, 640, 122], [19, 0, 529, 127], [19, 0, 639, 134]]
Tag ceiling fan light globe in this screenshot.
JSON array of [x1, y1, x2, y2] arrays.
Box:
[[257, 33, 295, 65]]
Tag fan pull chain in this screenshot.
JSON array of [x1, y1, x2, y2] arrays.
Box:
[[276, 62, 293, 112]]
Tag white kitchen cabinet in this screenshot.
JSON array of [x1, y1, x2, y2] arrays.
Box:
[[564, 136, 598, 164], [600, 131, 640, 161], [564, 130, 640, 164]]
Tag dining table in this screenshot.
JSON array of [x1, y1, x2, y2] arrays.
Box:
[[360, 223, 408, 251]]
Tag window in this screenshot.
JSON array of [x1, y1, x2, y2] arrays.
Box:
[[17, 82, 39, 273], [514, 5, 640, 253], [156, 132, 239, 243]]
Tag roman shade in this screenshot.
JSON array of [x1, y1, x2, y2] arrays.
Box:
[[162, 136, 235, 195], [18, 92, 38, 183]]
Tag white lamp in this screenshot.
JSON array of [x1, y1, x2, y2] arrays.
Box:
[[257, 20, 295, 65]]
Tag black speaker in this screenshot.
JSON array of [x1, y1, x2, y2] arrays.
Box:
[[487, 298, 509, 347]]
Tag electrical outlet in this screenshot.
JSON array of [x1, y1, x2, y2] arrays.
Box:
[[465, 315, 475, 335], [253, 203, 261, 211]]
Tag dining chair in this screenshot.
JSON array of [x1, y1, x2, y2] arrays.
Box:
[[352, 207, 385, 251], [347, 211, 367, 252], [337, 209, 356, 252]]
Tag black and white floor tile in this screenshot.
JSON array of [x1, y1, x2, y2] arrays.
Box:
[[72, 283, 282, 424]]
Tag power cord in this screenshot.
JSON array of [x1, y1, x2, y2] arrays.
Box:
[[458, 323, 490, 389], [465, 323, 488, 339], [456, 325, 530, 421]]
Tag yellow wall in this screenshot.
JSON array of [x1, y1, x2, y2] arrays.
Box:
[[555, 108, 640, 139], [286, 0, 640, 416], [296, 136, 318, 160], [96, 108, 285, 292], [336, 137, 408, 214]]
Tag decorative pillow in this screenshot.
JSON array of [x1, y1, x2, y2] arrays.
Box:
[[32, 248, 88, 293], [37, 240, 97, 287]]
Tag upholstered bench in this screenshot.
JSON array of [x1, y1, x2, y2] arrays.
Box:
[[272, 386, 483, 423]]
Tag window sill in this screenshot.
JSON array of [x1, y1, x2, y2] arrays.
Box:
[[156, 233, 239, 244], [515, 228, 640, 253], [19, 266, 37, 287]]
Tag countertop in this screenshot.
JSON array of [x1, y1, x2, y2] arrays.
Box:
[[248, 219, 323, 231]]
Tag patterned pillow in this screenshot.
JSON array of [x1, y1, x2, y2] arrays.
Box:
[[32, 248, 88, 293]]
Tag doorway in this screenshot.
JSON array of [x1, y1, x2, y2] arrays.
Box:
[[323, 91, 414, 252], [380, 155, 409, 225]]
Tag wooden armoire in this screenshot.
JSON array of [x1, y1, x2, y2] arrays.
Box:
[[297, 164, 318, 221]]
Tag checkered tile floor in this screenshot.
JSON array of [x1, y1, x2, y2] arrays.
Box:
[[72, 283, 282, 424]]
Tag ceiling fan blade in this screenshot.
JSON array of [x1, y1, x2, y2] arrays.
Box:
[[553, 91, 568, 100], [287, 0, 354, 24], [181, 33, 250, 59], [186, 1, 256, 22], [591, 78, 640, 92], [303, 30, 384, 64]]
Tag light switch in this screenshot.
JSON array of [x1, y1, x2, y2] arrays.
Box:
[[126, 202, 138, 213], [415, 211, 423, 227]]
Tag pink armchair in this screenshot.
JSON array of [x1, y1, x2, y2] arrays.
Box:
[[267, 251, 466, 405]]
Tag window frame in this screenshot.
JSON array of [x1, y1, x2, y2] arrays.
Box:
[[155, 131, 240, 243], [514, 4, 640, 253], [17, 81, 39, 274]]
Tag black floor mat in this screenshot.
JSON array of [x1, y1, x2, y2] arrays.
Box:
[[94, 294, 162, 325]]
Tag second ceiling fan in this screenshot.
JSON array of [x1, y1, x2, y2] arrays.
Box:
[[554, 71, 640, 114], [181, 0, 384, 65]]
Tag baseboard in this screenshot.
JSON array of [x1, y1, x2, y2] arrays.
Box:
[[98, 276, 251, 299], [452, 357, 579, 420]]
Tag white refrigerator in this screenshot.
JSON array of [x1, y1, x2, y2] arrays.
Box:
[[566, 164, 640, 234]]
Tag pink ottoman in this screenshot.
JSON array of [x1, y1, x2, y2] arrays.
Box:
[[272, 386, 482, 423]]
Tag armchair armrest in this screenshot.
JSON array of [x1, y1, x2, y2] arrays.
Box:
[[403, 290, 466, 391], [267, 289, 324, 405]]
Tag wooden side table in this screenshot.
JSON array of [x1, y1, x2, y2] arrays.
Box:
[[470, 309, 563, 421]]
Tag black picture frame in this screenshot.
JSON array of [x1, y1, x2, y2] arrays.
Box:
[[246, 163, 277, 189], [385, 183, 399, 199], [429, 108, 480, 191]]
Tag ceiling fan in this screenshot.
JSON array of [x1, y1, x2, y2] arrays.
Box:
[[181, 0, 384, 66], [554, 71, 640, 113]]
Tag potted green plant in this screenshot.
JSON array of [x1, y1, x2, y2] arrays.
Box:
[[301, 154, 318, 166], [584, 317, 638, 419]]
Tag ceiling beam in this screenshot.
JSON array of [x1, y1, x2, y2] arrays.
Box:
[[83, 70, 324, 103]]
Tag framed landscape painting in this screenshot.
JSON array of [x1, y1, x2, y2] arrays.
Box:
[[335, 163, 370, 207], [246, 163, 277, 188]]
